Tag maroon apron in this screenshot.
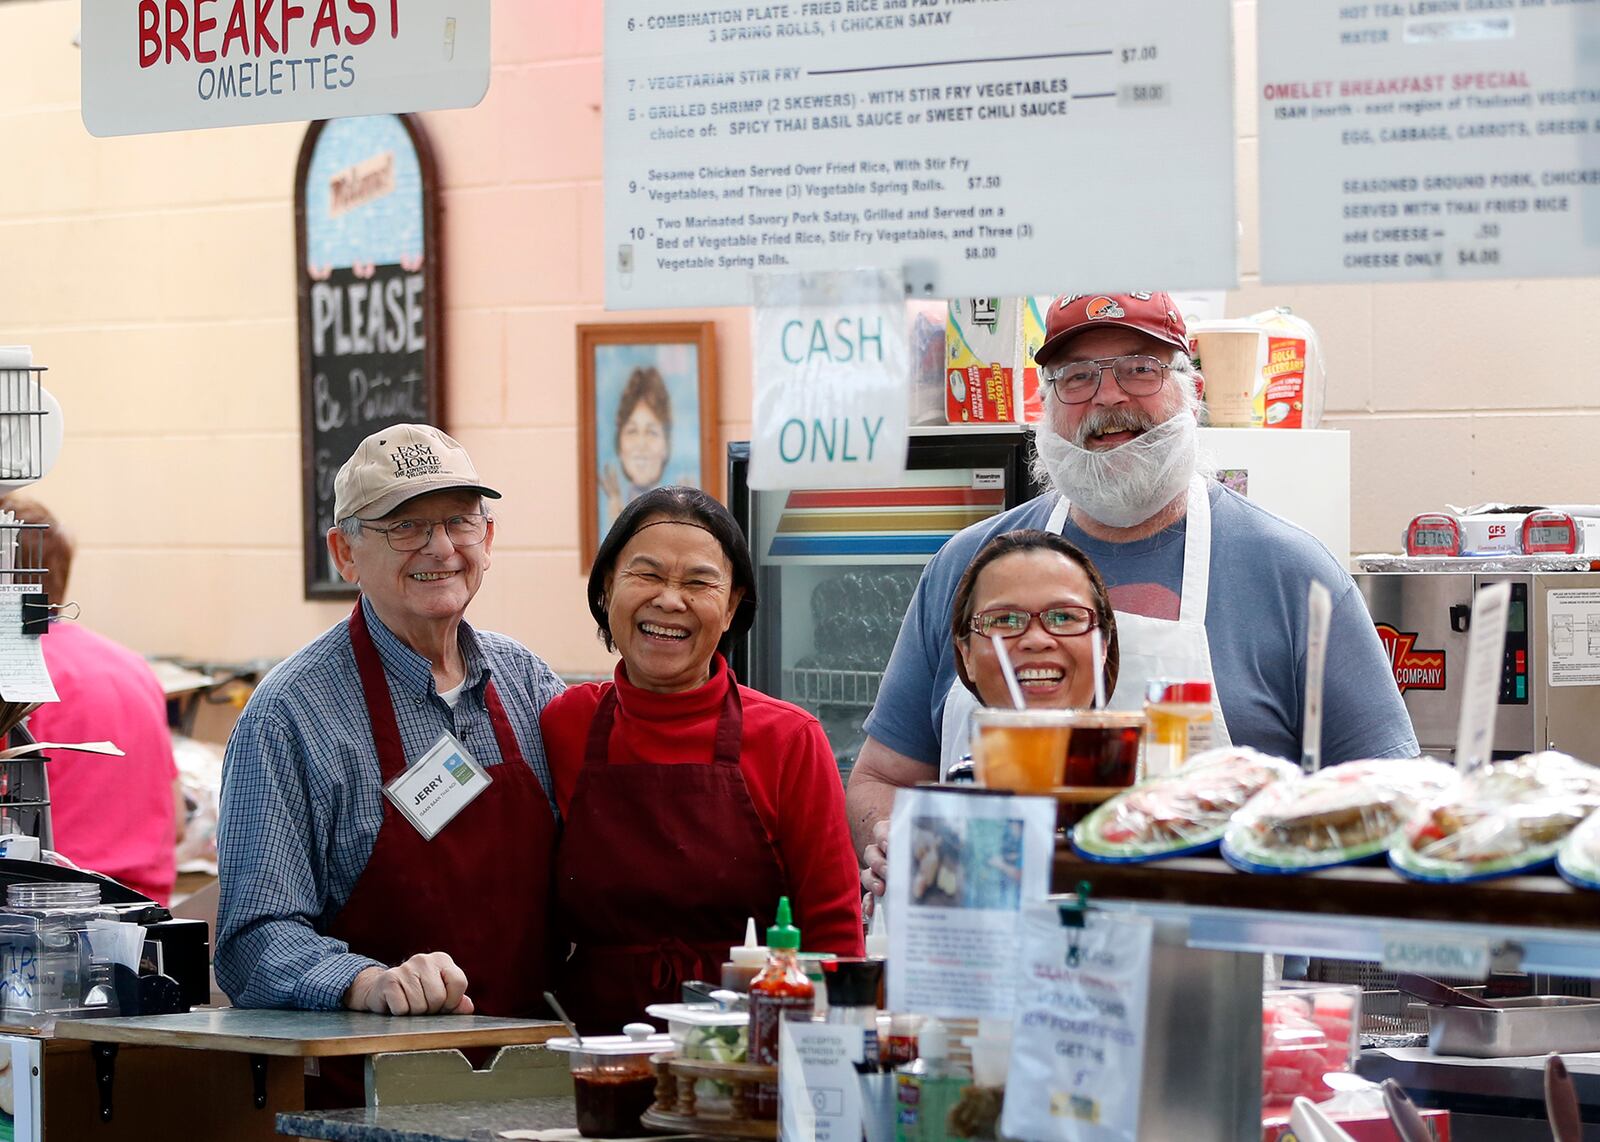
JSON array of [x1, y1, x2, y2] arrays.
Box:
[[309, 600, 559, 1107], [553, 674, 789, 1034]]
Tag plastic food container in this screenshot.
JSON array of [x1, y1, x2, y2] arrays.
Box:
[[0, 882, 122, 1023], [1261, 982, 1359, 1109], [544, 1024, 671, 1138], [1221, 758, 1458, 873], [646, 1001, 748, 1112], [1071, 747, 1300, 863], [1425, 995, 1600, 1057], [1391, 751, 1600, 883]]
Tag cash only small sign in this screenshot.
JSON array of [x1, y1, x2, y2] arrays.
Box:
[[749, 269, 910, 490], [80, 1, 491, 137]]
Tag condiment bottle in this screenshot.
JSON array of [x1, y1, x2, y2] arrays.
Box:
[[748, 896, 814, 1119], [894, 1019, 969, 1142], [721, 916, 767, 993], [1142, 679, 1214, 777], [823, 958, 885, 1070]]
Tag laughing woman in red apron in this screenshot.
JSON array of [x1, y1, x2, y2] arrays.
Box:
[[540, 487, 864, 1033]]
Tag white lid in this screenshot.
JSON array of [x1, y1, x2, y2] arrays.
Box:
[[646, 1002, 749, 1028], [544, 1024, 671, 1056], [920, 1017, 948, 1061], [730, 916, 767, 966]]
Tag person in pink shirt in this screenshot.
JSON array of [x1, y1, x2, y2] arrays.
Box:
[[2, 496, 180, 904]]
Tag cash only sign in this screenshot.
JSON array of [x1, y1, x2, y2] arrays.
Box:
[[80, 1, 491, 136], [749, 270, 910, 490]]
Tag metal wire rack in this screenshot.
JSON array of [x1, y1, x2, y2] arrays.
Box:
[[785, 667, 885, 711], [0, 366, 50, 484]]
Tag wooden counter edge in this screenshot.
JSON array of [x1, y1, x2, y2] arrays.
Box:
[[49, 1018, 566, 1057]]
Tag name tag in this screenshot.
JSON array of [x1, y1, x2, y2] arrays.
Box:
[[383, 732, 492, 840]]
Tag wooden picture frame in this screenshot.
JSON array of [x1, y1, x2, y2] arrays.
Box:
[[576, 322, 719, 570]]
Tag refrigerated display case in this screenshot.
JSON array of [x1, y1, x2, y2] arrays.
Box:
[[727, 427, 1044, 781]]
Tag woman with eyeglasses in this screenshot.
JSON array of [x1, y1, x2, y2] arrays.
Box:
[[942, 529, 1120, 777], [539, 486, 864, 1033]]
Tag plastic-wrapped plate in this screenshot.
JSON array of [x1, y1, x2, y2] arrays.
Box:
[[1390, 752, 1600, 884], [1221, 758, 1457, 875], [1070, 747, 1300, 864]]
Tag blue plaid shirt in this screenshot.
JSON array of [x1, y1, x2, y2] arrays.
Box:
[[214, 598, 564, 1010]]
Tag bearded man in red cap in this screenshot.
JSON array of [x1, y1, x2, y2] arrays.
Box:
[[852, 293, 1417, 896]]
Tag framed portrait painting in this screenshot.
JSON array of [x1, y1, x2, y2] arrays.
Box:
[[577, 322, 719, 568]]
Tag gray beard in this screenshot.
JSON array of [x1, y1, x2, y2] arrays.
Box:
[[1030, 410, 1200, 529]]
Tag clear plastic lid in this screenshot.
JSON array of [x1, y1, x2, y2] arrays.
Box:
[[545, 1024, 672, 1057], [8, 883, 99, 909], [645, 1003, 750, 1028]]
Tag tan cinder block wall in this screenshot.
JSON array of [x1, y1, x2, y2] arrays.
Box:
[[0, 0, 1594, 677]]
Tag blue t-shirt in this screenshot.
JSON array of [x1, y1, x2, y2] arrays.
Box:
[[863, 483, 1419, 768]]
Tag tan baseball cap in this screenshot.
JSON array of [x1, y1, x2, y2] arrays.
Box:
[[333, 424, 502, 522]]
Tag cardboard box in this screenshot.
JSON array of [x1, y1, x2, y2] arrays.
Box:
[[944, 297, 1046, 424]]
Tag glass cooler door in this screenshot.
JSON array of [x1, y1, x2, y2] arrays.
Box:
[[729, 431, 1034, 781]]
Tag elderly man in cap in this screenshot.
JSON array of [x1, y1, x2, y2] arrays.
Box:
[[853, 292, 1417, 893], [216, 425, 562, 1042]]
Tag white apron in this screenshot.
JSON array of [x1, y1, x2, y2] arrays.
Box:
[[938, 475, 1232, 779]]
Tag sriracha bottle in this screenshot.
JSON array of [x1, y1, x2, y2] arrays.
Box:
[[748, 896, 813, 1119]]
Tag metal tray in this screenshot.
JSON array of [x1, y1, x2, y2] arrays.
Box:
[[1426, 995, 1600, 1058]]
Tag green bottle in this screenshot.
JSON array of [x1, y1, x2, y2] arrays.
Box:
[[894, 1019, 971, 1142]]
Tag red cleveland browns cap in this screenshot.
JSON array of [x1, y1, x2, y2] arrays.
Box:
[[1036, 292, 1190, 363]]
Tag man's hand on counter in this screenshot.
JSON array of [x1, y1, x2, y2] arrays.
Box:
[[861, 819, 890, 900], [343, 952, 476, 1016]]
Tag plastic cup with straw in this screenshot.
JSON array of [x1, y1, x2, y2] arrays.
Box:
[[988, 634, 1027, 710]]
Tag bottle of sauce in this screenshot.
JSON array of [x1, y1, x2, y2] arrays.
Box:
[[721, 916, 767, 993], [1142, 679, 1214, 777], [748, 896, 813, 1119]]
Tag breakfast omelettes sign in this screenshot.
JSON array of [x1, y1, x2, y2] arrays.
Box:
[[81, 1, 491, 137]]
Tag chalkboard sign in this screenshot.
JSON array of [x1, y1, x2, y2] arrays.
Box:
[[295, 114, 441, 599]]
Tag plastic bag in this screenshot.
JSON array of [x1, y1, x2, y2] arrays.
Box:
[[1558, 808, 1600, 890], [1221, 758, 1458, 873], [1070, 747, 1299, 863], [1392, 752, 1600, 882], [1190, 308, 1325, 430]]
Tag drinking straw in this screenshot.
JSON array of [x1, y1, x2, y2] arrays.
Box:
[[988, 634, 1027, 710], [1090, 625, 1107, 709]]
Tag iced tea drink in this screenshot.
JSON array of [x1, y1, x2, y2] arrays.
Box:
[[1061, 710, 1145, 787], [970, 709, 1074, 793]]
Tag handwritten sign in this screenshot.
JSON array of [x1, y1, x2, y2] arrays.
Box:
[[81, 1, 491, 137], [1002, 905, 1154, 1142], [749, 270, 909, 490], [295, 114, 439, 598]]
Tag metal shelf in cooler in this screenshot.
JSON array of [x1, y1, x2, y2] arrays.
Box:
[[784, 667, 885, 710]]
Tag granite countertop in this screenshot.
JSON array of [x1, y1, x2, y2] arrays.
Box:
[[278, 1094, 577, 1141]]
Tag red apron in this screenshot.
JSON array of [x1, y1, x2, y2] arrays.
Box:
[[309, 600, 559, 1107], [553, 673, 789, 1034]]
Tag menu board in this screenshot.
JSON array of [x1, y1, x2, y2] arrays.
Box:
[[1259, 0, 1600, 283], [603, 0, 1237, 308]]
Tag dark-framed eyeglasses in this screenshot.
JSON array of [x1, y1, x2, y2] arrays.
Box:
[[970, 605, 1097, 639], [1039, 355, 1171, 405], [359, 513, 490, 552]]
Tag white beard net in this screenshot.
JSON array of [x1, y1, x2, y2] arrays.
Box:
[[1030, 402, 1200, 529]]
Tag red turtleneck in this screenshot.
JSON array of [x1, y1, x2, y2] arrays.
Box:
[[540, 657, 864, 957]]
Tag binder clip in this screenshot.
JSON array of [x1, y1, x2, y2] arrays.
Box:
[[1058, 881, 1092, 968], [21, 593, 49, 636], [1057, 881, 1092, 929]]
